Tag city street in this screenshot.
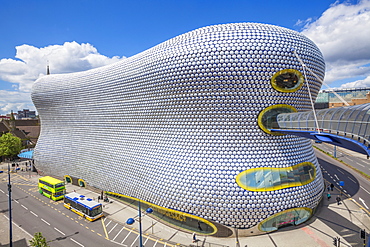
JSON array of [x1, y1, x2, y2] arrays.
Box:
[[1, 146, 370, 247], [0, 172, 121, 247]]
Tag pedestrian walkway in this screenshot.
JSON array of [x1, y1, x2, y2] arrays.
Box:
[[1, 161, 370, 246]]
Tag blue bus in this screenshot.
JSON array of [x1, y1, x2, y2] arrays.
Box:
[[64, 192, 103, 221]]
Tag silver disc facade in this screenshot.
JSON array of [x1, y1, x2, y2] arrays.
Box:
[[32, 22, 325, 236]]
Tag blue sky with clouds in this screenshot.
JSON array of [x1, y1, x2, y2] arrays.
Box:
[[1, 0, 370, 115]]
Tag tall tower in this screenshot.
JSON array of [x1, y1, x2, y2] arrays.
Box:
[[46, 61, 50, 75]]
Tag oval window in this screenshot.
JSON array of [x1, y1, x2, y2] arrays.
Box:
[[235, 162, 316, 191], [271, 69, 304, 93], [258, 104, 297, 135], [259, 207, 312, 232]]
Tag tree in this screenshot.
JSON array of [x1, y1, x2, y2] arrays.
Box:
[[0, 133, 23, 159], [29, 232, 49, 247]]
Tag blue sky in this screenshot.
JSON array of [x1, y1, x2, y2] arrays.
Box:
[[1, 0, 370, 115]]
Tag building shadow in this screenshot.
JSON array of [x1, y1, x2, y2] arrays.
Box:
[[0, 238, 29, 247], [317, 156, 360, 197], [273, 195, 366, 246]]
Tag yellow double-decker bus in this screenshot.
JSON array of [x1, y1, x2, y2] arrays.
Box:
[[38, 176, 65, 201]]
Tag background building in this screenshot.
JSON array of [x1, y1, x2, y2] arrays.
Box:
[[16, 109, 37, 119], [0, 114, 40, 148], [315, 87, 370, 109]]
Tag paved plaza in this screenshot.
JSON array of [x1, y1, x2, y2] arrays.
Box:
[[1, 159, 369, 247]]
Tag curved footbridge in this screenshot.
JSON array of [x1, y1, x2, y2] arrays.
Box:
[[270, 103, 370, 156]]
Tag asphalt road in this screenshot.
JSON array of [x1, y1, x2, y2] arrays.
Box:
[[1, 147, 369, 247], [315, 149, 370, 214], [0, 171, 173, 247], [315, 142, 370, 176], [0, 173, 121, 247]]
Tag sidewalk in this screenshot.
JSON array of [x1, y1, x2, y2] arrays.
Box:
[[1, 162, 370, 246], [71, 183, 370, 247]]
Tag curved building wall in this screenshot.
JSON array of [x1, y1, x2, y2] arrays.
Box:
[[32, 23, 325, 236]]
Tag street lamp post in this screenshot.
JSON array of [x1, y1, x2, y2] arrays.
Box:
[[126, 201, 153, 247], [8, 163, 13, 247]]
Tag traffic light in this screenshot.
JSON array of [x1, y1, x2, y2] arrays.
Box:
[[360, 229, 366, 239], [333, 237, 337, 246]]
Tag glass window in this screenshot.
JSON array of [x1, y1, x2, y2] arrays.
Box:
[[271, 168, 281, 189], [331, 108, 343, 131], [259, 207, 312, 232], [263, 168, 273, 190], [236, 162, 316, 191], [279, 168, 289, 187], [254, 170, 265, 190], [55, 182, 65, 188], [258, 104, 297, 135], [270, 69, 304, 93]]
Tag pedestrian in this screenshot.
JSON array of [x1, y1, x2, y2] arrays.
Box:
[[192, 232, 197, 243], [327, 193, 331, 200], [197, 222, 203, 231], [330, 183, 334, 191], [327, 185, 330, 191], [336, 196, 341, 205]]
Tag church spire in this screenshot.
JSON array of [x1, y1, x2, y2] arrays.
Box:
[[46, 61, 50, 75]]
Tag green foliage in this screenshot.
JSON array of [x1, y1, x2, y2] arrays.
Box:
[[29, 232, 49, 247], [0, 133, 23, 158]]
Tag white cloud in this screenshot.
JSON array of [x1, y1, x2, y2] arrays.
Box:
[[339, 74, 370, 88], [0, 90, 35, 114], [0, 41, 125, 115], [301, 0, 370, 87]]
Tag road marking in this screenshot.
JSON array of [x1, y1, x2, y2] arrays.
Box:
[[131, 234, 139, 247], [108, 223, 118, 234], [3, 214, 33, 238], [21, 204, 28, 210], [54, 227, 66, 235], [361, 186, 370, 195], [13, 199, 19, 204], [41, 218, 50, 225], [338, 170, 344, 175], [101, 217, 109, 240], [334, 174, 339, 180], [144, 236, 149, 245], [359, 198, 369, 209], [349, 177, 356, 183], [357, 163, 365, 168], [70, 238, 84, 247], [30, 211, 38, 217], [121, 229, 132, 244], [153, 239, 158, 247], [105, 219, 112, 227], [0, 189, 4, 193], [113, 227, 124, 241]]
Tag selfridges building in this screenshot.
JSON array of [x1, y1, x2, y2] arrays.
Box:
[[32, 22, 325, 237]]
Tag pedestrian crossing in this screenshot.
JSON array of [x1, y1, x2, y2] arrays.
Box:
[[0, 170, 184, 246], [103, 217, 177, 247], [0, 171, 38, 188]]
